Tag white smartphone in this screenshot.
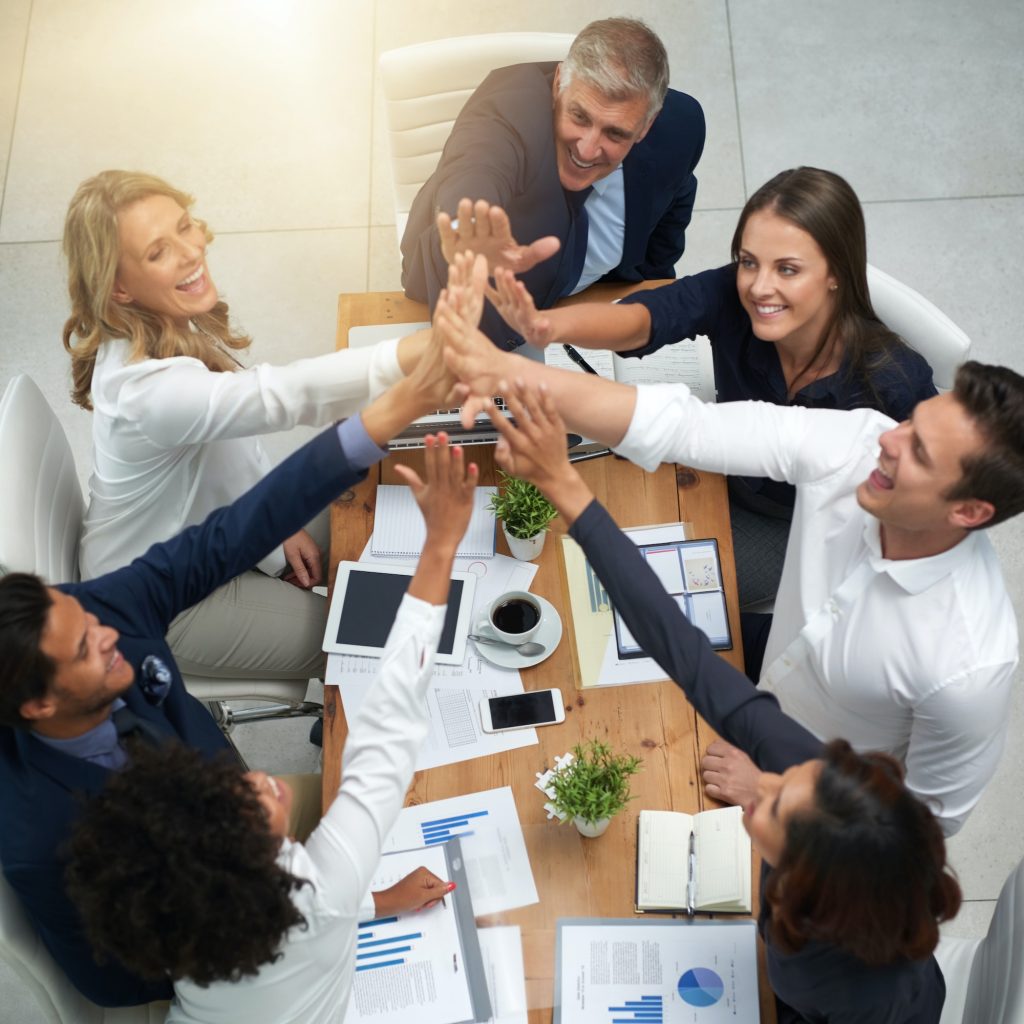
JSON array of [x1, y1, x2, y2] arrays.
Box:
[[479, 689, 565, 733]]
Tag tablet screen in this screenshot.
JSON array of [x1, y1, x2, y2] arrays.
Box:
[[334, 570, 464, 655]]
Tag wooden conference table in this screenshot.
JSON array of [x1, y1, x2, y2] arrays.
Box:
[[324, 287, 776, 1023]]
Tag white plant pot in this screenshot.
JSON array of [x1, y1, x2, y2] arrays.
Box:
[[503, 524, 546, 561], [573, 815, 611, 838]]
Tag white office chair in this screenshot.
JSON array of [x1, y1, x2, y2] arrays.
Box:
[[866, 263, 971, 391], [0, 864, 169, 1024], [379, 31, 574, 243], [934, 856, 1024, 1023], [0, 374, 320, 743]]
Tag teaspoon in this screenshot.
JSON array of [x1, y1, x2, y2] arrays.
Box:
[[468, 633, 546, 657]]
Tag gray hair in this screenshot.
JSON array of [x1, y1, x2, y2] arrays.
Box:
[[559, 18, 670, 125]]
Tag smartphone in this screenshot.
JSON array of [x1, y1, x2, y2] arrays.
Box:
[[480, 689, 565, 733]]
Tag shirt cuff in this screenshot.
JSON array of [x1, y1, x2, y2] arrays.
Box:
[[336, 414, 389, 472], [614, 384, 684, 472]]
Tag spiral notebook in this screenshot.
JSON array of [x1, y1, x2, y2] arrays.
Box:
[[371, 484, 498, 559]]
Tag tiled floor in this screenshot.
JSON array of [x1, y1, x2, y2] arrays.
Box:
[[1, 0, 1022, 1016]]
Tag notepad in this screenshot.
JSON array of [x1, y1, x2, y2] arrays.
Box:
[[636, 807, 752, 914], [372, 485, 498, 559]]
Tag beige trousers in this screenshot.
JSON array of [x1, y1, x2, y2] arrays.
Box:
[[165, 512, 329, 680]]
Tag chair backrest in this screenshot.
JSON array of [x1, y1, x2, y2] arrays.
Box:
[[0, 861, 169, 1023], [866, 263, 971, 391], [961, 855, 1024, 1022], [935, 855, 1024, 1023], [0, 375, 84, 583], [379, 32, 574, 241]]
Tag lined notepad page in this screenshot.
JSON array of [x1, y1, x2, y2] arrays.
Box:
[[372, 485, 498, 559]]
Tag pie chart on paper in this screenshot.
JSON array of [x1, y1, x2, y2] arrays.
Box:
[[677, 967, 725, 1008]]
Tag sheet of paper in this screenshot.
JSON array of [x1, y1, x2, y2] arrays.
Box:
[[687, 592, 729, 647], [328, 652, 538, 770], [644, 547, 686, 593], [544, 345, 616, 380], [373, 485, 498, 559], [347, 845, 473, 1024], [611, 336, 717, 403], [382, 787, 538, 916], [556, 919, 759, 1024], [478, 927, 528, 1024]]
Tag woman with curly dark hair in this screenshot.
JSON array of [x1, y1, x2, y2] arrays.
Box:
[[66, 434, 479, 1024], [486, 381, 961, 1023]]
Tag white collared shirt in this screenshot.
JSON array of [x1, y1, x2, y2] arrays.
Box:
[[616, 384, 1018, 835], [570, 166, 626, 294]]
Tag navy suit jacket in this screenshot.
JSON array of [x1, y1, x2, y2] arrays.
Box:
[[0, 425, 367, 1007], [401, 62, 706, 345]]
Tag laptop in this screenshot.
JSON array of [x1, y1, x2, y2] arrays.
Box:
[[348, 323, 514, 450], [348, 323, 605, 459]]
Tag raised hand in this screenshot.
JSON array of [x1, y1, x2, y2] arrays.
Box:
[[443, 250, 488, 332], [492, 267, 556, 348], [434, 285, 515, 427], [393, 432, 479, 552], [437, 199, 560, 276], [484, 380, 594, 525]]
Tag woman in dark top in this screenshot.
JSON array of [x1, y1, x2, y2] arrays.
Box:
[[488, 168, 938, 613], [487, 382, 960, 1024]]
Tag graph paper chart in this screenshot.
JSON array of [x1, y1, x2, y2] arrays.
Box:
[[420, 807, 490, 845], [609, 995, 663, 1024], [354, 916, 423, 972]]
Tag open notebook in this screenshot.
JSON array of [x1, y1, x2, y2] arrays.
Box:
[[636, 806, 751, 914], [372, 484, 498, 559]]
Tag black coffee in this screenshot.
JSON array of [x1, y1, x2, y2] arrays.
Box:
[[492, 598, 540, 634]]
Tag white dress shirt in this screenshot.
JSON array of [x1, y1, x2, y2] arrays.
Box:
[[616, 384, 1018, 835], [81, 337, 403, 579], [167, 593, 445, 1024]]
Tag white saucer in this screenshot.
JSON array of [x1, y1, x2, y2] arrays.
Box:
[[472, 595, 562, 670]]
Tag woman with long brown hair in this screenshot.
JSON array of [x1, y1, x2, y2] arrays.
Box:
[[62, 169, 433, 680]]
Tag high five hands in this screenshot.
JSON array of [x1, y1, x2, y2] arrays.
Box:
[[437, 199, 560, 279]]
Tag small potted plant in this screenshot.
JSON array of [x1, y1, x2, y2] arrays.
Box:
[[549, 740, 642, 838], [488, 471, 558, 561]]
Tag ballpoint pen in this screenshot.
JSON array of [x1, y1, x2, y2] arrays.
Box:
[[562, 344, 599, 375], [687, 830, 697, 918]]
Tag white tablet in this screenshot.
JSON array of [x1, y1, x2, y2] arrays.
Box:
[[322, 561, 476, 665]]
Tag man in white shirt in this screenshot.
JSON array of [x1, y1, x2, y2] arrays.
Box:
[[438, 290, 1024, 835]]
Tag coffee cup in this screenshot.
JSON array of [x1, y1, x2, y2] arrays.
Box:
[[486, 591, 542, 644]]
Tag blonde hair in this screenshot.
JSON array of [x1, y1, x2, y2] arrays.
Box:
[[62, 170, 251, 410]]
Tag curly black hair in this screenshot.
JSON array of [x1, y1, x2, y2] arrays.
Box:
[[65, 743, 308, 987]]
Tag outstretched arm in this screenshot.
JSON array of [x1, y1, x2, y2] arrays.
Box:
[[490, 265, 651, 351], [307, 434, 478, 909], [486, 382, 822, 773]]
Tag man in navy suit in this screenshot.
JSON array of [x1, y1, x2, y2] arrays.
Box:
[[401, 17, 706, 348], [0, 333, 457, 1007]]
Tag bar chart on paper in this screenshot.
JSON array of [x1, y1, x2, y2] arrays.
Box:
[[420, 807, 490, 846], [355, 917, 423, 973], [609, 995, 663, 1023]]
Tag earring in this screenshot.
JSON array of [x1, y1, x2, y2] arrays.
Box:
[[829, 284, 837, 291]]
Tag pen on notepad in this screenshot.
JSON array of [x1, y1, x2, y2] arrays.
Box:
[[562, 344, 599, 375], [687, 830, 697, 917]]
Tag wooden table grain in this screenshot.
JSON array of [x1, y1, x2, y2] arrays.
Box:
[[324, 289, 775, 1024]]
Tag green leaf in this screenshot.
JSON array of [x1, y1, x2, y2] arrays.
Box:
[[549, 740, 642, 825], [487, 472, 558, 540]]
